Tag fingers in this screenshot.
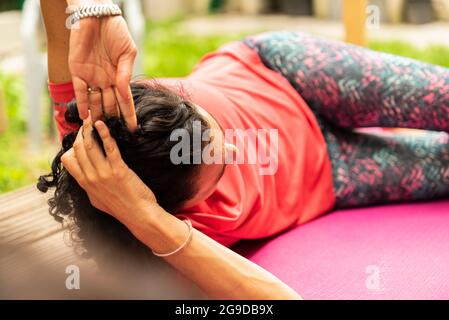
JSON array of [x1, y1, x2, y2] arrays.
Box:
[[72, 76, 89, 120], [88, 89, 103, 123], [82, 116, 109, 172], [101, 87, 119, 117], [94, 120, 125, 169], [73, 127, 97, 182], [61, 143, 110, 214], [114, 86, 137, 132], [116, 51, 136, 101], [60, 148, 85, 186], [116, 53, 138, 132], [87, 86, 119, 122], [85, 84, 134, 133]]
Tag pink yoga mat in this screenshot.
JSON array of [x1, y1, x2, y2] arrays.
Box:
[[235, 200, 449, 299]]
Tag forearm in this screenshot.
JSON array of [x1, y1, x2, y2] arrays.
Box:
[[41, 0, 113, 83], [123, 204, 302, 300], [40, 0, 71, 83]]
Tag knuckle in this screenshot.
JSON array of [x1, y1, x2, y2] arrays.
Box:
[[73, 140, 82, 151], [105, 144, 115, 153], [98, 171, 111, 181], [111, 168, 120, 178], [85, 174, 98, 184], [60, 153, 68, 164], [130, 45, 138, 57], [83, 140, 93, 150], [76, 177, 86, 187], [112, 167, 126, 180]]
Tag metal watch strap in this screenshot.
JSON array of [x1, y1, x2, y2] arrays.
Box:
[[70, 3, 122, 23]]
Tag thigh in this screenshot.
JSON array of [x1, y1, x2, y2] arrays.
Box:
[[323, 123, 449, 208], [244, 31, 449, 132]]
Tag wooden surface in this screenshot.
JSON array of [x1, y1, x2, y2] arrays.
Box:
[[0, 185, 205, 299]]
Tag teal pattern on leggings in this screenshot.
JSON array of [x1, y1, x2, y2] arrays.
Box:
[[243, 31, 449, 208]]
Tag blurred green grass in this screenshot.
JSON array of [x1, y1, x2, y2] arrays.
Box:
[[0, 73, 54, 192], [1, 22, 449, 194], [143, 21, 245, 77], [369, 41, 449, 68]]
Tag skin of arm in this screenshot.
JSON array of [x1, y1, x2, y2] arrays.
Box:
[[44, 0, 138, 131], [40, 0, 72, 83], [62, 118, 303, 300], [65, 0, 138, 131], [41, 1, 302, 300], [128, 204, 303, 300]]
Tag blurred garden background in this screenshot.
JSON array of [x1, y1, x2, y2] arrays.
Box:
[[0, 0, 449, 194]]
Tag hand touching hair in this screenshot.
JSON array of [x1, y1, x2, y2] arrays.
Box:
[[37, 81, 209, 261]]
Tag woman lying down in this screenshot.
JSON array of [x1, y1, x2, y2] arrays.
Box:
[[38, 2, 449, 299]]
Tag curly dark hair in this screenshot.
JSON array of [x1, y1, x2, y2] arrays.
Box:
[[37, 81, 209, 264]]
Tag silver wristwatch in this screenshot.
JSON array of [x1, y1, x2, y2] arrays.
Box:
[[70, 3, 122, 23]]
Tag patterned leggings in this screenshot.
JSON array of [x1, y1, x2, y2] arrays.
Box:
[[243, 31, 449, 209]]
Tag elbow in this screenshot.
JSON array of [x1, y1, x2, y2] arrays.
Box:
[[273, 290, 303, 300], [239, 282, 303, 300], [261, 286, 303, 300]]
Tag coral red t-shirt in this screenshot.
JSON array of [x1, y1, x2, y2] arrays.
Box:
[[48, 41, 336, 247]]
